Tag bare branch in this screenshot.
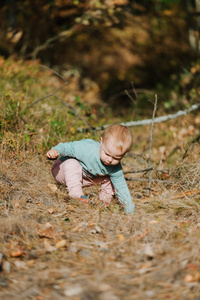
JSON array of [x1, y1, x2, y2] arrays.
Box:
[[78, 102, 200, 132], [29, 24, 82, 59]]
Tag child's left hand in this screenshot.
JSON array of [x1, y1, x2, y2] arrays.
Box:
[[124, 201, 135, 215], [47, 149, 59, 159]]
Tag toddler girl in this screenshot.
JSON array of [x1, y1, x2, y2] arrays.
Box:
[[47, 124, 135, 215]]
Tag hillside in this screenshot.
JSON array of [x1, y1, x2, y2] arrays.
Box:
[[1, 59, 200, 299]]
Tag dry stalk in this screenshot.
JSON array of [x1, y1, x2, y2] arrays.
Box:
[[124, 81, 138, 104], [147, 94, 158, 195]]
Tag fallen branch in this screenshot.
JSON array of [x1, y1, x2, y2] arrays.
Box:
[[29, 24, 82, 59], [77, 102, 200, 132]]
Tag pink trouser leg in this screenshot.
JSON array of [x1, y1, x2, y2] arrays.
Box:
[[82, 176, 115, 203], [51, 159, 83, 198], [51, 159, 115, 202]]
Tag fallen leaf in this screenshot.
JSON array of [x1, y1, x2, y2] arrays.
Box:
[[118, 234, 125, 241], [72, 222, 88, 233], [66, 205, 76, 211], [184, 274, 194, 282], [149, 220, 159, 224], [90, 225, 102, 234], [55, 239, 67, 249], [37, 223, 55, 239], [10, 249, 24, 257], [44, 222, 52, 229], [14, 260, 27, 270], [144, 244, 154, 259], [184, 272, 200, 282], [161, 172, 170, 179], [188, 264, 197, 270], [43, 238, 56, 252], [48, 207, 55, 214], [26, 259, 35, 267], [64, 285, 83, 297], [134, 228, 148, 241], [2, 261, 11, 273], [47, 183, 58, 192]]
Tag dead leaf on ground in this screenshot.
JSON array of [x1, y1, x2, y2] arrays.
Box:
[[48, 207, 55, 214], [144, 244, 154, 259], [10, 249, 24, 257], [47, 183, 58, 192], [149, 220, 159, 224], [14, 260, 27, 270], [55, 239, 67, 249], [43, 238, 56, 252], [37, 222, 55, 239], [134, 228, 148, 241], [184, 273, 200, 282], [118, 233, 125, 241]]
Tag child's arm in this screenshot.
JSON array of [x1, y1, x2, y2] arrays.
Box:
[[49, 142, 77, 158], [46, 149, 59, 159], [110, 168, 135, 215]]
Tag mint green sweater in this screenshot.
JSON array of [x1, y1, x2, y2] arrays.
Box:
[[52, 139, 135, 214]]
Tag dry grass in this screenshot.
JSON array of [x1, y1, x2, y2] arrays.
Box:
[[1, 116, 200, 300]]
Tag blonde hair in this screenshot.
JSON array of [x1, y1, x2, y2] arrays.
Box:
[[101, 124, 133, 154]]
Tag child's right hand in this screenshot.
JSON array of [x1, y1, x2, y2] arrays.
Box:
[[46, 149, 59, 159]]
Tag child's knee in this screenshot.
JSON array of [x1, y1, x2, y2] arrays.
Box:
[[63, 159, 82, 174]]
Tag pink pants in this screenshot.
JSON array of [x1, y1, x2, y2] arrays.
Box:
[[51, 159, 115, 202]]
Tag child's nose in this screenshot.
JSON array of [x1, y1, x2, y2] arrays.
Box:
[[107, 157, 112, 163]]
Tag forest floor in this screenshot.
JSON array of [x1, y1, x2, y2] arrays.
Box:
[[1, 110, 200, 300]]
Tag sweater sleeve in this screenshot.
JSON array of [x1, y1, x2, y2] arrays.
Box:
[[110, 167, 135, 215], [51, 141, 82, 159]]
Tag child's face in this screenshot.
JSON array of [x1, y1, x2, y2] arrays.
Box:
[[99, 137, 124, 166]]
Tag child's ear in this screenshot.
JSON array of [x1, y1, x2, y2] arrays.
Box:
[[100, 137, 103, 145]]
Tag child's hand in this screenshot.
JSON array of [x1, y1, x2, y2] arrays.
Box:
[[47, 149, 59, 159], [124, 201, 135, 215]]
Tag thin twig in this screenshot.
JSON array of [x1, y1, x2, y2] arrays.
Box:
[[125, 89, 136, 104], [109, 87, 152, 103], [148, 94, 158, 195], [131, 81, 138, 99], [29, 24, 81, 59], [39, 64, 67, 82], [28, 82, 68, 108], [125, 178, 178, 183], [55, 95, 95, 132], [124, 168, 153, 174]]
